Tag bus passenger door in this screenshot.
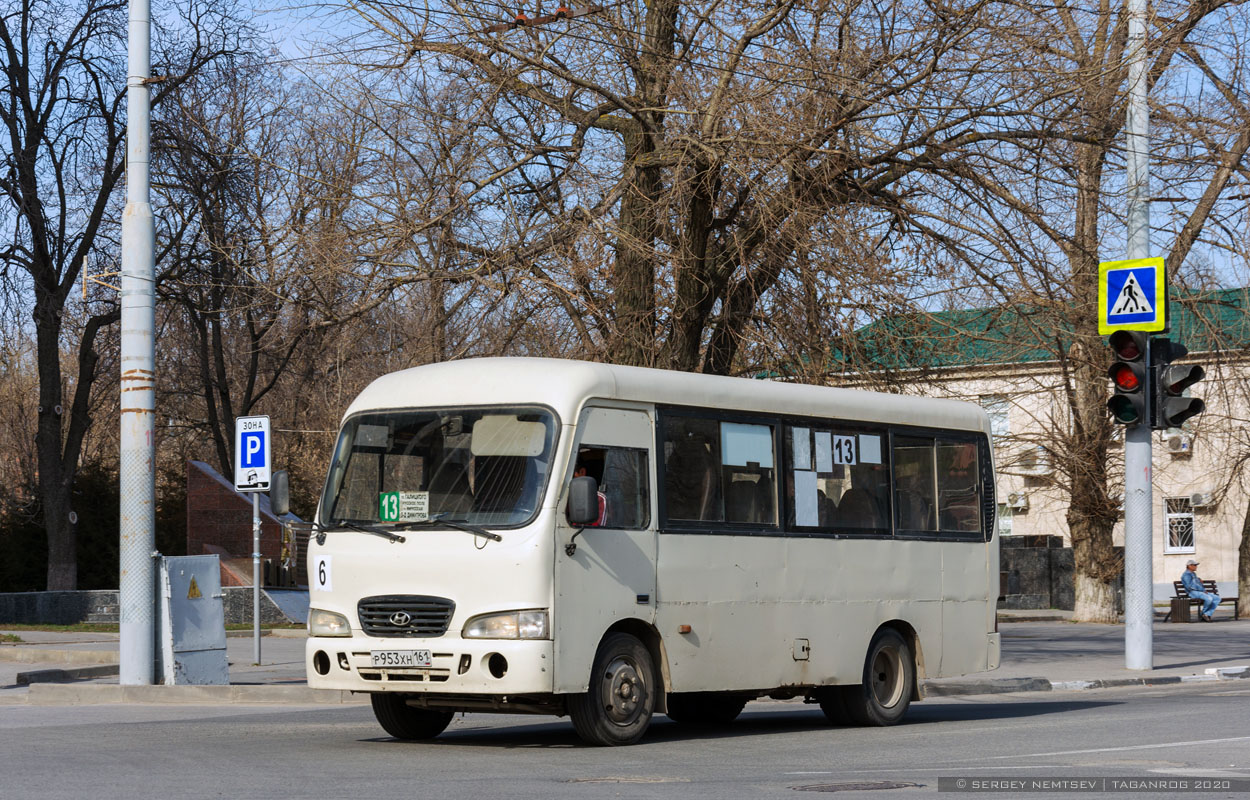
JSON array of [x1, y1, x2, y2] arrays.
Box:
[[553, 406, 657, 694]]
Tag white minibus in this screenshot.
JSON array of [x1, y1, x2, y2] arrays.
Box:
[[280, 357, 1000, 745]]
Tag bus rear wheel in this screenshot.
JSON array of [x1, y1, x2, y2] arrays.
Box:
[[370, 693, 454, 740], [666, 692, 748, 725], [569, 632, 656, 746], [842, 628, 914, 726]]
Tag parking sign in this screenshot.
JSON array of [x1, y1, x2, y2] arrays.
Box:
[[234, 416, 271, 492]]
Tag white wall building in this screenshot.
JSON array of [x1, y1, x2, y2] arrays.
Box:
[[824, 294, 1249, 599]]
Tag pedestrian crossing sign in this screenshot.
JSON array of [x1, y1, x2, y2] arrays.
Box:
[[1098, 256, 1166, 334]]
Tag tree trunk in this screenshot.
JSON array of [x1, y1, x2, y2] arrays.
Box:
[[1239, 498, 1250, 609], [35, 290, 76, 590], [1065, 142, 1120, 622], [1073, 571, 1119, 624]]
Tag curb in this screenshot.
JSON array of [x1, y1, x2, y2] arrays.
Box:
[[24, 683, 365, 705], [923, 677, 1052, 696], [18, 664, 120, 685], [996, 615, 1071, 623], [0, 647, 117, 666], [924, 665, 1250, 697], [225, 629, 306, 639]]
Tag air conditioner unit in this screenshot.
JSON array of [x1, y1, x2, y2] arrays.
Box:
[[1189, 492, 1214, 508], [1165, 433, 1192, 455], [1006, 492, 1029, 511]]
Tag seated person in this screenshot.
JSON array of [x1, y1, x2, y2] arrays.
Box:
[[1181, 559, 1221, 621]]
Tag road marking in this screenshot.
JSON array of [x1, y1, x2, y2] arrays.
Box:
[[845, 765, 1071, 775], [993, 736, 1250, 759], [1150, 769, 1250, 778]]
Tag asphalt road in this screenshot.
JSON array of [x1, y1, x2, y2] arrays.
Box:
[[6, 683, 1250, 800]]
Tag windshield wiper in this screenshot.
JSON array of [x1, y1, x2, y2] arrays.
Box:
[[396, 514, 502, 542], [337, 520, 406, 543]]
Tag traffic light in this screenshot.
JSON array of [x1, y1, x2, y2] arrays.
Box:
[[1107, 330, 1150, 425], [1153, 337, 1205, 429]]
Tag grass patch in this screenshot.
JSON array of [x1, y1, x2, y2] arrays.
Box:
[[1, 633, 22, 643], [1, 623, 120, 633]]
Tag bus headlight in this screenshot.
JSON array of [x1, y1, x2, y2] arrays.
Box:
[[308, 608, 352, 637], [462, 610, 549, 640]]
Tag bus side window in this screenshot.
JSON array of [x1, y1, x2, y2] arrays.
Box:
[[893, 437, 937, 531], [936, 441, 981, 533], [786, 426, 889, 532], [663, 417, 723, 522], [720, 421, 776, 525], [569, 446, 650, 529]]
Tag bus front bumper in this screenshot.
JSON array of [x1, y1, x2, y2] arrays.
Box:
[[306, 636, 555, 695]]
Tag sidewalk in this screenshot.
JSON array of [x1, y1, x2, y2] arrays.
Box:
[[2, 611, 1248, 705], [0, 628, 348, 705], [924, 609, 1250, 696]]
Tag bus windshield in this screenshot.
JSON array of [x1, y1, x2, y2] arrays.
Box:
[[320, 406, 557, 529]]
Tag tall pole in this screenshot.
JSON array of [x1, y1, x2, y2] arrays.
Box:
[[119, 0, 157, 685], [1124, 0, 1153, 670], [253, 492, 262, 664]]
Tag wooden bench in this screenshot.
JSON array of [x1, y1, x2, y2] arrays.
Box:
[[1162, 579, 1240, 621]]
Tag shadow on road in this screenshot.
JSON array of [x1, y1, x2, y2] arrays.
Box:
[[355, 696, 1120, 748]]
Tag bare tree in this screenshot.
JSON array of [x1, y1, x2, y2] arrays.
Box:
[[319, 0, 1053, 376], [0, 0, 245, 588], [870, 0, 1250, 620]]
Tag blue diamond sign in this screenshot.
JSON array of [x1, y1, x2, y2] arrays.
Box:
[[1098, 256, 1165, 335]]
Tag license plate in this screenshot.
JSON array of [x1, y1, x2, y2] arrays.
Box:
[[370, 649, 432, 668]]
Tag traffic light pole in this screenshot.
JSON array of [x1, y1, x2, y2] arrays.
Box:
[[1123, 0, 1152, 670], [1123, 397, 1154, 670]]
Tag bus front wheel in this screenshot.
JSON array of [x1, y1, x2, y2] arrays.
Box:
[[842, 628, 914, 726], [370, 693, 454, 740], [569, 632, 656, 746]]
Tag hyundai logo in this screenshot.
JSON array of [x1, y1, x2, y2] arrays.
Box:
[[390, 611, 412, 627]]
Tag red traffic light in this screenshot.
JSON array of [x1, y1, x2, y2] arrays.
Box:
[[1110, 363, 1140, 392]]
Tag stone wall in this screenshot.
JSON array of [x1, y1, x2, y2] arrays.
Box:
[[1000, 535, 1075, 610], [0, 588, 298, 625], [0, 590, 120, 625]]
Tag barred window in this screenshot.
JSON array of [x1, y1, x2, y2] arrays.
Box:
[[1164, 497, 1195, 554]]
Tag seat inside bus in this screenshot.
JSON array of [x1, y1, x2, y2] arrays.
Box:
[[665, 436, 722, 521], [471, 455, 528, 514], [837, 487, 884, 529], [427, 463, 472, 514], [726, 470, 774, 524]]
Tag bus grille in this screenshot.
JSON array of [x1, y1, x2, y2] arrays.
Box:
[[358, 595, 455, 638]]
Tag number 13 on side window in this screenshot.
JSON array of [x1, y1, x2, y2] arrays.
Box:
[[832, 435, 856, 465]]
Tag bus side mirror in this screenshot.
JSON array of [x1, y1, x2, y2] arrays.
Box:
[[270, 470, 290, 516], [567, 476, 598, 526]]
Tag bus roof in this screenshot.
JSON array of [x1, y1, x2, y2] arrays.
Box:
[[343, 357, 989, 433]]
